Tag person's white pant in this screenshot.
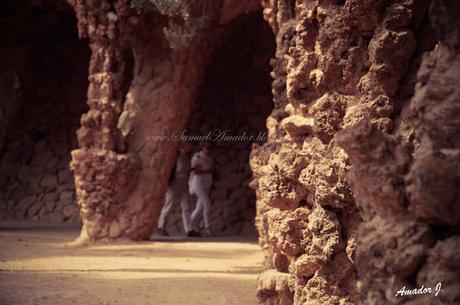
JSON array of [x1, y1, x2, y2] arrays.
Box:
[[158, 182, 192, 232], [190, 175, 212, 229]]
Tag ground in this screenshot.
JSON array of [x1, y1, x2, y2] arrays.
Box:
[[0, 221, 263, 305]]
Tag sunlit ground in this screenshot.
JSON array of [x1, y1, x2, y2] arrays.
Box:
[[0, 221, 263, 305]]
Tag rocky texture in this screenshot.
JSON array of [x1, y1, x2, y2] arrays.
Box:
[[252, 1, 363, 302], [338, 1, 460, 304], [0, 0, 89, 224], [66, 0, 145, 241], [253, 0, 459, 305]]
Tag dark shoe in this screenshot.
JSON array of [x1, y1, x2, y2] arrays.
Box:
[[186, 230, 201, 237], [158, 228, 169, 236]]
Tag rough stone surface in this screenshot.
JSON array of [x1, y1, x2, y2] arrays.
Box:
[[253, 0, 459, 305], [338, 1, 460, 304]]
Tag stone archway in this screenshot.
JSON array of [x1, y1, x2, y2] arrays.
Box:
[[67, 0, 272, 242], [162, 11, 275, 236], [0, 0, 90, 223]]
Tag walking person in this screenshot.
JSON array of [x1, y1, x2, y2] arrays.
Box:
[[189, 144, 214, 236], [157, 142, 201, 237]]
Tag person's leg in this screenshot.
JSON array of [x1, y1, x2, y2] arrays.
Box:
[[200, 188, 211, 229], [193, 185, 211, 229], [181, 191, 200, 237], [193, 177, 214, 236], [157, 187, 175, 234], [190, 192, 203, 229], [179, 189, 192, 232]]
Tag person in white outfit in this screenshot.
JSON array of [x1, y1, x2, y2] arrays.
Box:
[[158, 143, 201, 237], [189, 145, 214, 236]]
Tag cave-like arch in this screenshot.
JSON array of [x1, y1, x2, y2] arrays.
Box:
[[0, 0, 90, 224], [162, 11, 275, 236]]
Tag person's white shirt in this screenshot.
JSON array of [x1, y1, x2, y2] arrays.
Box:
[[189, 150, 213, 192]]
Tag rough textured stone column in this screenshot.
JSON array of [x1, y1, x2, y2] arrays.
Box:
[[67, 0, 142, 241], [67, 0, 208, 241], [338, 0, 460, 304], [251, 0, 456, 304]]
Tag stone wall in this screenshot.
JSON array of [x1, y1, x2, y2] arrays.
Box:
[[253, 0, 459, 305], [339, 1, 460, 304], [0, 0, 90, 224], [162, 12, 275, 235]]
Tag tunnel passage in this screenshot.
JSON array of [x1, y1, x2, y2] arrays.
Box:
[[0, 0, 90, 223], [163, 12, 275, 236]]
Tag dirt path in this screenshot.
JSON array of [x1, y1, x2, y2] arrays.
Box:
[[0, 221, 264, 305]]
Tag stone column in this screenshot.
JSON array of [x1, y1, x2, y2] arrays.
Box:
[[67, 0, 217, 242], [339, 1, 460, 304], [67, 0, 143, 241], [253, 0, 442, 304]]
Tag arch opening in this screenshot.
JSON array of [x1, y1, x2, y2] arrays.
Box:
[[161, 11, 275, 236], [0, 0, 90, 224]]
